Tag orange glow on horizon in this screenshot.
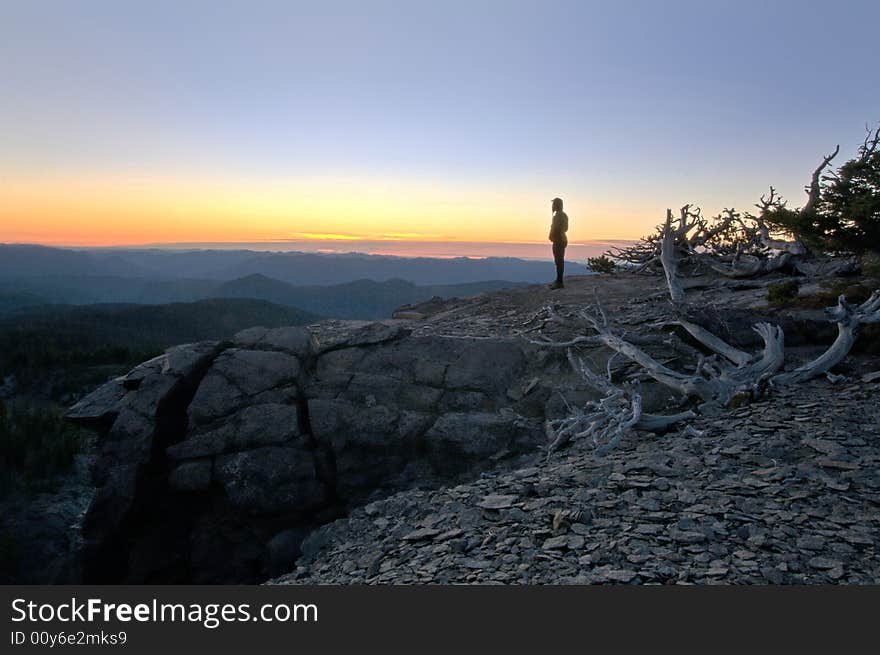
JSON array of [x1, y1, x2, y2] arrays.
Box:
[[1, 172, 660, 248]]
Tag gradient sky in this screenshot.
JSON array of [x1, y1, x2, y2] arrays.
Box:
[[1, 0, 878, 252]]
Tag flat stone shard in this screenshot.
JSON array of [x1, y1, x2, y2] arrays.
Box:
[[234, 325, 316, 358], [401, 528, 440, 541], [476, 494, 519, 510], [65, 377, 128, 428], [67, 342, 218, 429], [542, 535, 569, 550], [164, 341, 223, 376], [310, 319, 412, 353]]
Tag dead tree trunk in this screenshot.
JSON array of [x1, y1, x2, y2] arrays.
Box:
[[661, 209, 684, 303]]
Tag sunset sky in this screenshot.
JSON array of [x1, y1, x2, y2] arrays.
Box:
[[2, 1, 878, 255]]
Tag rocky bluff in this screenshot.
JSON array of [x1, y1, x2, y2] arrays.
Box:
[[67, 270, 880, 584], [67, 319, 593, 583]]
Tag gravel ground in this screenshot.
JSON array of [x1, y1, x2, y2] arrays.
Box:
[[272, 375, 880, 584]]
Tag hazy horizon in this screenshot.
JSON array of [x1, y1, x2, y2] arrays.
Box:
[[3, 238, 635, 261]]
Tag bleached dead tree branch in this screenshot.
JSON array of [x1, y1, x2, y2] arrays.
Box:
[[661, 209, 685, 303], [802, 145, 840, 218], [543, 348, 695, 459], [772, 290, 880, 385], [531, 272, 878, 457]]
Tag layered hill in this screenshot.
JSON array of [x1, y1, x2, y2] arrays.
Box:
[[0, 273, 529, 319]]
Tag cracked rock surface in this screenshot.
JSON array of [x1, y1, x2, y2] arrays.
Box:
[[67, 314, 589, 582]]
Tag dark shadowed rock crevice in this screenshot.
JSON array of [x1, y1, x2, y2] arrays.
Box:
[[72, 341, 225, 582]]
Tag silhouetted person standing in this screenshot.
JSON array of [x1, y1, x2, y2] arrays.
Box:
[[548, 197, 568, 289]]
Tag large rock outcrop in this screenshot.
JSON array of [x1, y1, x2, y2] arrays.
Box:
[[67, 320, 592, 582]]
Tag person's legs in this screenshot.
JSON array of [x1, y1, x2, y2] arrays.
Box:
[[552, 241, 565, 285]]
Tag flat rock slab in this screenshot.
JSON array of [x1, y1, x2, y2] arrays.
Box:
[[476, 494, 519, 510]]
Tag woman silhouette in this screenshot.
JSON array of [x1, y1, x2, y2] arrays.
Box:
[[548, 197, 568, 289]]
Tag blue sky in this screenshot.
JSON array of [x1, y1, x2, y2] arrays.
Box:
[[1, 0, 878, 246]]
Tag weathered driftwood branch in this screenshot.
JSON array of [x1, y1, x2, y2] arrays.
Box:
[[650, 224, 876, 395], [701, 185, 808, 276], [755, 222, 806, 256], [535, 307, 781, 457], [858, 125, 880, 162], [543, 348, 694, 459], [654, 214, 877, 391], [675, 318, 752, 367], [660, 209, 685, 303], [772, 291, 880, 386], [537, 134, 876, 459], [711, 252, 794, 278], [801, 145, 840, 217], [536, 297, 786, 408], [657, 211, 878, 392], [533, 287, 877, 457]]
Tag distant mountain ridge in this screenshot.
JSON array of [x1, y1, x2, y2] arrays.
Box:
[[0, 244, 574, 286], [0, 244, 152, 279], [0, 274, 525, 319]]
